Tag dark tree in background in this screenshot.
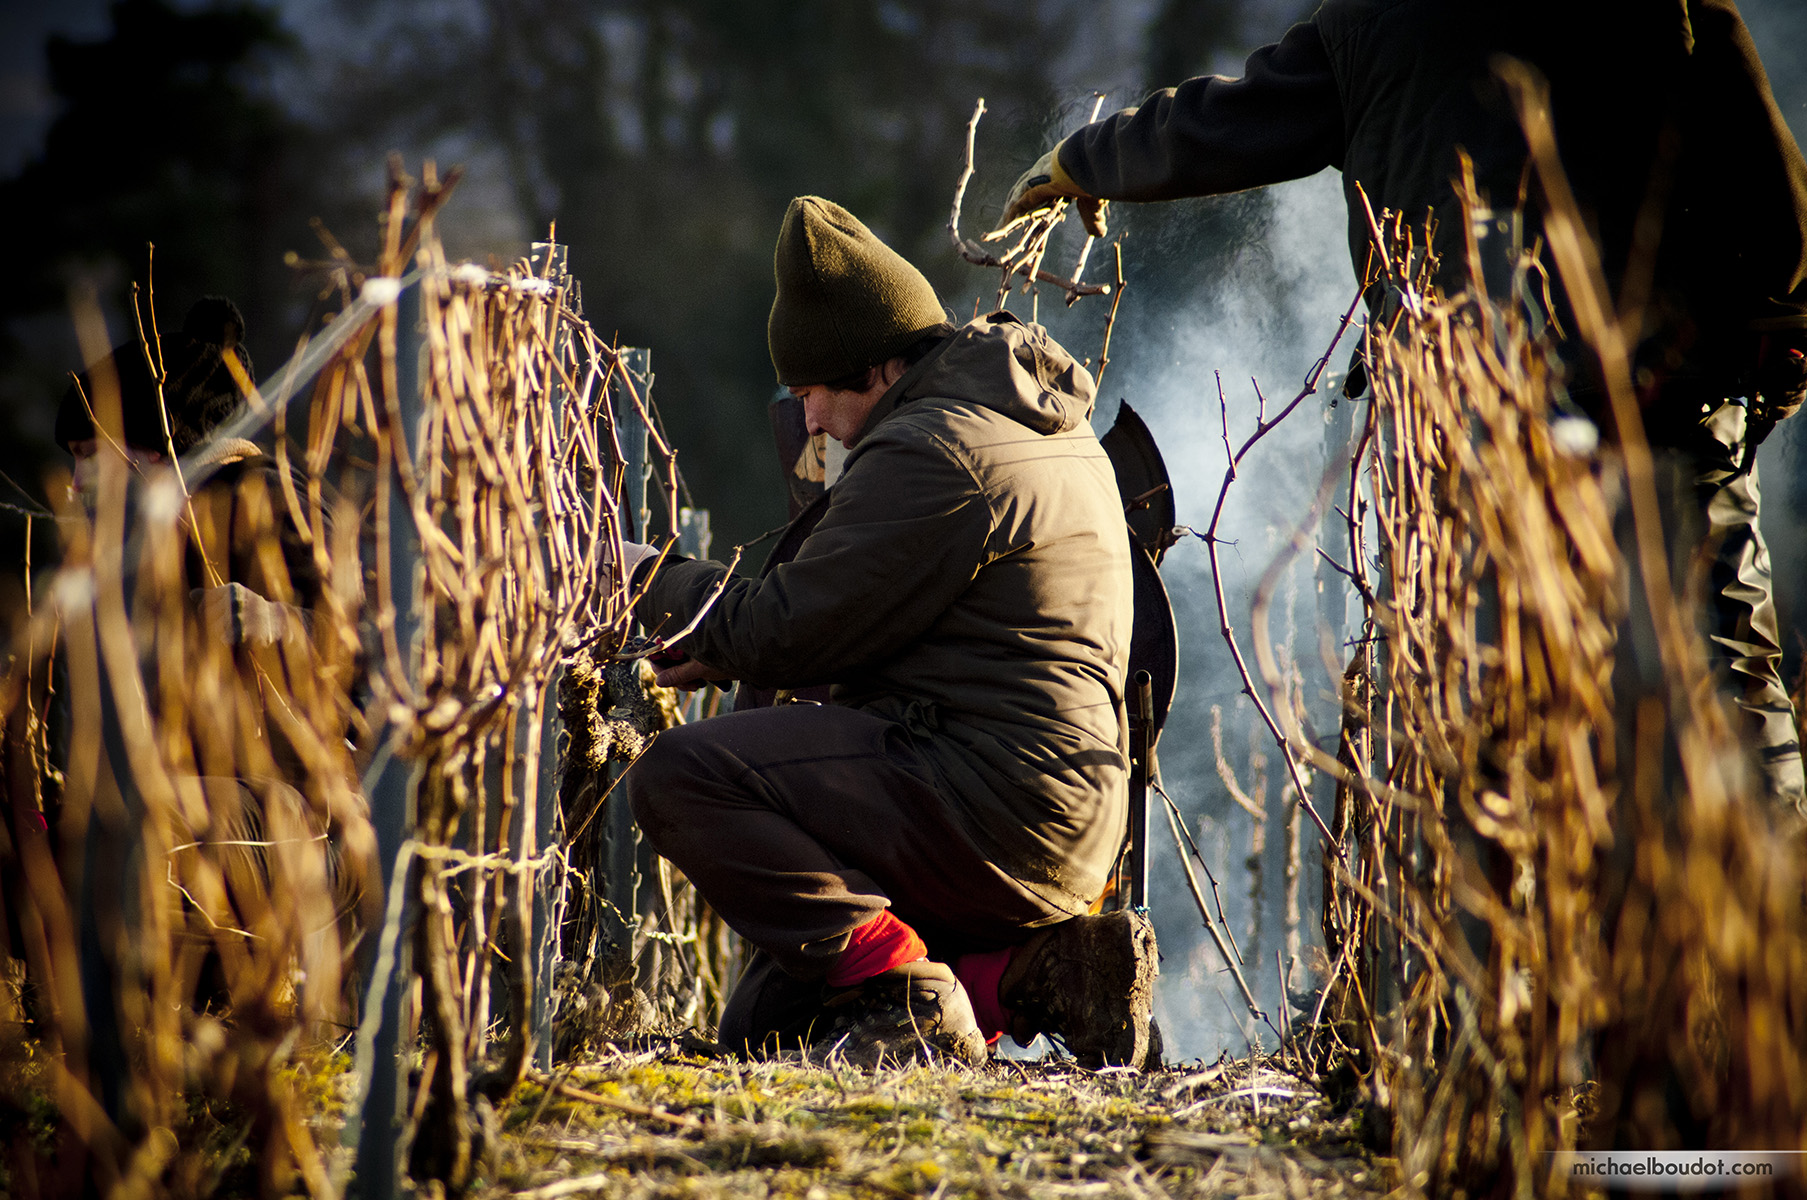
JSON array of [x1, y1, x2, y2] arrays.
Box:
[[0, 0, 317, 604], [6, 0, 1797, 552], [319, 0, 1085, 546], [0, 0, 302, 395], [0, 0, 1304, 556]]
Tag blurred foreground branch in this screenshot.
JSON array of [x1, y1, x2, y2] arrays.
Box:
[[0, 162, 678, 1198], [1249, 119, 1807, 1198]]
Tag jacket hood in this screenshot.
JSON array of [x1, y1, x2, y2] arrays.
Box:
[[857, 312, 1096, 444]]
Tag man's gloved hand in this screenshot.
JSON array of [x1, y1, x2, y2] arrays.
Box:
[[644, 643, 733, 691], [996, 142, 1109, 239], [192, 582, 303, 647], [1753, 334, 1807, 433], [619, 540, 661, 586]]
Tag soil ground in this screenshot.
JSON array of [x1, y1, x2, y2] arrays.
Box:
[[477, 1041, 1388, 1200]]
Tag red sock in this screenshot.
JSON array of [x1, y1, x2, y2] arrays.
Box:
[[827, 910, 927, 987], [954, 946, 1016, 1043]]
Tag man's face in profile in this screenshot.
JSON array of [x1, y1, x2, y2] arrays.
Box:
[[790, 360, 904, 449], [67, 437, 167, 502]]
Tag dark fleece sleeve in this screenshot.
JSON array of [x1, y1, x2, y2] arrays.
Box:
[[1057, 19, 1345, 202], [1683, 0, 1807, 334]]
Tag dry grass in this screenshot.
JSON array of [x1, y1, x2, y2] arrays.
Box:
[[481, 1046, 1384, 1200]]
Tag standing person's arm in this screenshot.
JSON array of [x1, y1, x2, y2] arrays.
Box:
[[999, 21, 1345, 228], [1680, 0, 1807, 434], [1683, 0, 1807, 336]]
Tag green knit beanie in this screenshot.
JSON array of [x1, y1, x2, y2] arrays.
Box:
[[768, 197, 946, 386]]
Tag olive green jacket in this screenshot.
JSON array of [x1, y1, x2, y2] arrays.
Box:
[[638, 313, 1133, 910]]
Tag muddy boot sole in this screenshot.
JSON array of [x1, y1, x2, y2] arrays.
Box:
[[1002, 910, 1158, 1069], [812, 961, 988, 1069]]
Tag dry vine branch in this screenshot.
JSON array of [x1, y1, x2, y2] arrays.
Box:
[[1292, 133, 1807, 1197], [1162, 795, 1272, 1039], [948, 99, 1110, 305], [1157, 775, 1244, 950], [1192, 292, 1364, 860], [0, 161, 679, 1198]]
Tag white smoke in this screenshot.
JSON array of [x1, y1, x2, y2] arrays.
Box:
[[1010, 165, 1359, 1063], [1125, 169, 1358, 1063]]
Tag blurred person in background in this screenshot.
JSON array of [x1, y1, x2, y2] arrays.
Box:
[[54, 297, 370, 1097], [1000, 0, 1807, 808], [617, 197, 1158, 1068], [58, 295, 316, 651]]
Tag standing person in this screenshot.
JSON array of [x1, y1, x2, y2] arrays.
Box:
[[619, 197, 1159, 1067], [999, 0, 1807, 806]]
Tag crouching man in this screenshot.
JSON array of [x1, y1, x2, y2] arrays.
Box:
[[620, 197, 1158, 1067]]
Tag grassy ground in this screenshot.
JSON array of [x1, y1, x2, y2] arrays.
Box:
[[479, 1042, 1387, 1200]]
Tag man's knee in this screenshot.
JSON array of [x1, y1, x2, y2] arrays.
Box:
[[623, 723, 713, 840]]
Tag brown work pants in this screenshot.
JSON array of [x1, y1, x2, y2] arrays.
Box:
[[623, 703, 1072, 1043]]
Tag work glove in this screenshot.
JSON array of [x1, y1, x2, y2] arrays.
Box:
[[1727, 333, 1805, 475], [618, 539, 661, 587], [996, 142, 1109, 238], [1752, 334, 1807, 434], [192, 582, 306, 647]]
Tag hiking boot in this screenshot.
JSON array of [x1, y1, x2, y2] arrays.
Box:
[[811, 960, 988, 1068], [718, 950, 831, 1059], [999, 910, 1158, 1069]]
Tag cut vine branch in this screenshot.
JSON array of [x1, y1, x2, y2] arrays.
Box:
[[949, 98, 1110, 305]]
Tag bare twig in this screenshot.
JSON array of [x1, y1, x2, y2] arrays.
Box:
[[1155, 779, 1242, 962], [1163, 795, 1273, 1039], [1195, 291, 1364, 858], [948, 99, 1110, 301], [1094, 242, 1129, 388]]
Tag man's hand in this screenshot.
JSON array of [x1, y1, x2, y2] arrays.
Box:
[[192, 582, 305, 647], [1754, 336, 1807, 429], [1730, 335, 1804, 474], [619, 540, 661, 585], [996, 142, 1109, 238], [652, 657, 734, 691]]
